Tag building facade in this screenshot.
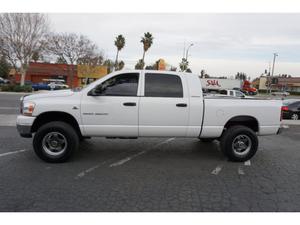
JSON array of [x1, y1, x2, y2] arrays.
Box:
[[252, 76, 300, 93], [12, 62, 108, 87]]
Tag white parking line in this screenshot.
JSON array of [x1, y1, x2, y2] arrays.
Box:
[[238, 166, 245, 175], [109, 137, 175, 168], [211, 165, 223, 175], [0, 149, 27, 157], [244, 160, 251, 166], [75, 160, 109, 179], [0, 114, 17, 126]]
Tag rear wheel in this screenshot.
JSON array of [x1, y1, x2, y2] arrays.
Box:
[[33, 121, 79, 163], [220, 125, 258, 162]]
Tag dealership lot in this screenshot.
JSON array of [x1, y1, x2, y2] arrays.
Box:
[[0, 92, 300, 211]]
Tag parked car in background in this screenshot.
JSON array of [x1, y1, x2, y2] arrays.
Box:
[[282, 100, 300, 120], [272, 91, 290, 97], [49, 82, 69, 90], [0, 77, 10, 85], [32, 79, 69, 91], [32, 82, 51, 91], [218, 89, 254, 98]]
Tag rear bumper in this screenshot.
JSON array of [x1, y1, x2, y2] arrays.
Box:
[[277, 127, 283, 135], [277, 125, 288, 135]]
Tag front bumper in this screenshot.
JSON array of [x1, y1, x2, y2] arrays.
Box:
[[16, 115, 35, 138], [17, 124, 32, 138]]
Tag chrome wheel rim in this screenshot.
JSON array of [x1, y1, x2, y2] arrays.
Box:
[[232, 134, 252, 156], [42, 132, 67, 156], [291, 114, 298, 120]]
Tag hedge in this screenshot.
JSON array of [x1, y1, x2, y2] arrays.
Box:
[[0, 84, 32, 92]]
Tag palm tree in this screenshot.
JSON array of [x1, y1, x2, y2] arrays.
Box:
[[140, 32, 154, 68], [114, 34, 125, 70]]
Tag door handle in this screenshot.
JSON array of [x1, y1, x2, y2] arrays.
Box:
[[176, 103, 187, 107], [123, 102, 136, 106]]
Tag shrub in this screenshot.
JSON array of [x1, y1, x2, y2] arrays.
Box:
[[0, 84, 32, 92]]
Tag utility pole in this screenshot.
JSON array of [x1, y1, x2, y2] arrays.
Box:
[[270, 53, 278, 94]]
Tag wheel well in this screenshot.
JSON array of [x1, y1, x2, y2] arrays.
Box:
[[31, 111, 82, 137], [224, 116, 259, 132]]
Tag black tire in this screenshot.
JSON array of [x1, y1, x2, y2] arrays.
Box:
[[199, 138, 215, 143], [220, 125, 258, 162], [33, 121, 79, 163]]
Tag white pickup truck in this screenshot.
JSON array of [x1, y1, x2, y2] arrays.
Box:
[[17, 70, 283, 163], [217, 89, 254, 98]]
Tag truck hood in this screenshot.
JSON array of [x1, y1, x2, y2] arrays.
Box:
[[23, 89, 74, 101]]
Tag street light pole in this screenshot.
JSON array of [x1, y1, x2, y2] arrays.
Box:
[[270, 53, 278, 94], [185, 43, 194, 61]]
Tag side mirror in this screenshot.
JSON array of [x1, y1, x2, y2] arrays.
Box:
[[87, 86, 103, 96]]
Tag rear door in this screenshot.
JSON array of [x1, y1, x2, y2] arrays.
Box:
[[138, 72, 189, 137]]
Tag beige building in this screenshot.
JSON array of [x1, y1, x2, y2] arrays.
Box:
[[252, 76, 267, 90], [252, 76, 300, 93]]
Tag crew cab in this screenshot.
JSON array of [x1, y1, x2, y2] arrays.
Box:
[[16, 70, 283, 163]]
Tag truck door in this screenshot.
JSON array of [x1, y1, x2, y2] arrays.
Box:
[[138, 72, 189, 137], [81, 72, 140, 137]]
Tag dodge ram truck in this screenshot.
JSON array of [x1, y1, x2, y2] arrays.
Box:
[[16, 70, 283, 163]]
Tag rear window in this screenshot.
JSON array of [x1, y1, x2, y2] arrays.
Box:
[[145, 73, 183, 98]]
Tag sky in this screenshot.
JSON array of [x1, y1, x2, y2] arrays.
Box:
[[48, 13, 300, 78]]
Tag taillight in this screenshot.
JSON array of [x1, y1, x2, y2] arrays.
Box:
[[281, 106, 288, 121]]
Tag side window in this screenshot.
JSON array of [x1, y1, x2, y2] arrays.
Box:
[[229, 91, 234, 96], [97, 73, 139, 96], [145, 73, 183, 98]]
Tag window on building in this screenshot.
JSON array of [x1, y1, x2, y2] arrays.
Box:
[[96, 73, 139, 96], [144, 73, 183, 98]]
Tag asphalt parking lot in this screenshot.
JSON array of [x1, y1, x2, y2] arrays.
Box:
[[0, 92, 300, 212]]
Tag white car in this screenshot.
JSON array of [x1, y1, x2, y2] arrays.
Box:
[[48, 82, 69, 90], [17, 70, 283, 163], [272, 91, 290, 97]]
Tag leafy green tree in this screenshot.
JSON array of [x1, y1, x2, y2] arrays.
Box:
[[103, 59, 115, 73], [135, 59, 145, 70], [179, 58, 188, 72], [117, 60, 125, 70], [114, 35, 125, 70], [200, 69, 205, 78], [0, 56, 10, 78], [140, 32, 154, 68], [235, 72, 247, 81]]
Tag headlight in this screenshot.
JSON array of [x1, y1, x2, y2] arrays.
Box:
[[22, 102, 35, 116]]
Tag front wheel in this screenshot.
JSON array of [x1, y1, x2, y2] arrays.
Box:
[[220, 125, 258, 162], [33, 121, 79, 163]]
